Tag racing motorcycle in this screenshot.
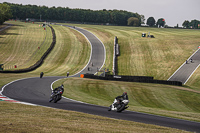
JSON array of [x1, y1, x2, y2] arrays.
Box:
[[49, 90, 63, 103], [108, 98, 129, 112]]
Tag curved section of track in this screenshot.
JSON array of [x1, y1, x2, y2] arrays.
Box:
[[1, 26, 200, 132]]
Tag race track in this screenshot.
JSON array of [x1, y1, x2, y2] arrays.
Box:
[[1, 26, 200, 132], [168, 48, 200, 84]]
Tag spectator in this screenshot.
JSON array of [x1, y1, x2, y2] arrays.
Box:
[[40, 72, 44, 78]]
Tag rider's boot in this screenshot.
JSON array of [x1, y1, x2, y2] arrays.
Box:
[[108, 105, 112, 111], [124, 106, 129, 109]]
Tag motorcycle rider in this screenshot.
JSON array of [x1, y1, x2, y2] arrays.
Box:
[[53, 84, 64, 94], [50, 84, 64, 102], [114, 92, 128, 108]]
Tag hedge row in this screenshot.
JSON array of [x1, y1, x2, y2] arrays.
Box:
[[0, 25, 56, 73], [83, 74, 182, 86]]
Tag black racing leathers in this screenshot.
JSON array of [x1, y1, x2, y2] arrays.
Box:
[[114, 94, 128, 108]]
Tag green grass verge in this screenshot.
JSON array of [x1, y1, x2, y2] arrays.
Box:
[[0, 21, 52, 70], [67, 24, 200, 81], [55, 77, 200, 123], [28, 24, 91, 76], [0, 21, 90, 76]]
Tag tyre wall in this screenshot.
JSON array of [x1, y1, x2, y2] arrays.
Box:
[[82, 74, 182, 86]]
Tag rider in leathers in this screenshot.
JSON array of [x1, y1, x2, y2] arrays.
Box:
[[114, 92, 128, 108], [53, 84, 64, 101]]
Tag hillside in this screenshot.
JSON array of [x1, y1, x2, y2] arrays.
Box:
[[1, 21, 200, 132]]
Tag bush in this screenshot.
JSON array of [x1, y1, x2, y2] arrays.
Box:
[[127, 17, 139, 26]]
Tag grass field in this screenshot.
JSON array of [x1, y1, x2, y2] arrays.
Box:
[[0, 21, 90, 76], [55, 24, 200, 122], [0, 21, 52, 70], [1, 21, 200, 132], [71, 24, 200, 81], [0, 102, 189, 133], [28, 24, 91, 76], [55, 77, 200, 123]]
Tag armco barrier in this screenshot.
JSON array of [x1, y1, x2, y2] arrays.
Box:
[[82, 74, 182, 86], [113, 36, 119, 75], [0, 25, 56, 73]]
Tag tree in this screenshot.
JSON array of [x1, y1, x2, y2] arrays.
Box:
[[6, 2, 143, 26], [156, 18, 165, 28], [182, 20, 190, 28], [189, 19, 200, 29], [0, 3, 12, 25], [146, 17, 155, 27], [127, 17, 139, 26], [140, 15, 145, 24]]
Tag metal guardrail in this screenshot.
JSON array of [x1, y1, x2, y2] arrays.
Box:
[[113, 36, 119, 75]]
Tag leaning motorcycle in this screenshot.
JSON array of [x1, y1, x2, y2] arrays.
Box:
[[49, 90, 63, 103], [108, 99, 129, 112]]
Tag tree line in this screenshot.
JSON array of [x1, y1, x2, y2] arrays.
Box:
[[1, 2, 199, 28], [2, 2, 143, 26], [146, 17, 166, 28], [0, 3, 12, 25], [146, 16, 200, 29], [182, 20, 200, 29]]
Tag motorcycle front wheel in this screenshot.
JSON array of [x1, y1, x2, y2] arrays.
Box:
[[54, 95, 58, 103], [117, 104, 125, 112]]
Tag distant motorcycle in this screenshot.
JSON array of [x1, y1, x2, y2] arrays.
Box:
[[49, 90, 63, 103], [108, 99, 129, 112]]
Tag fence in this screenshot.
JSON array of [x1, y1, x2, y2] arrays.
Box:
[[82, 74, 182, 86], [113, 36, 119, 75]]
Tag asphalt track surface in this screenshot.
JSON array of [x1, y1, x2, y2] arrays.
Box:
[[0, 23, 12, 32], [1, 26, 200, 132], [168, 48, 200, 84]]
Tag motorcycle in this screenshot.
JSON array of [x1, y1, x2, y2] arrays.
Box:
[[108, 98, 129, 112], [49, 90, 63, 103]]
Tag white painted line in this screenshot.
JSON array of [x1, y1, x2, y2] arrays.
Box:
[[168, 48, 200, 81], [0, 77, 42, 105], [0, 77, 37, 94], [1, 25, 106, 109], [69, 27, 93, 76], [69, 26, 106, 75], [50, 25, 107, 106], [184, 63, 200, 84]]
